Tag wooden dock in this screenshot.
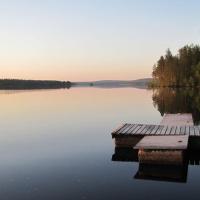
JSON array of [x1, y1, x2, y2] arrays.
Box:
[[111, 113, 200, 182], [111, 114, 200, 148]]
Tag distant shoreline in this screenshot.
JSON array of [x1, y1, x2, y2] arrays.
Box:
[[72, 78, 152, 89], [0, 78, 152, 90]]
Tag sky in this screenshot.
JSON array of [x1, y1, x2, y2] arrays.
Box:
[[0, 0, 200, 81]]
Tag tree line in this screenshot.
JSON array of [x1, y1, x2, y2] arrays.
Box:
[[0, 79, 71, 89], [150, 44, 200, 87]]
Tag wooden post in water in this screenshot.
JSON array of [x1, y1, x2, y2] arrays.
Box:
[[135, 113, 193, 165], [135, 135, 189, 165]]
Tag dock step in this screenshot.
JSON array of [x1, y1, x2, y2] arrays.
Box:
[[134, 135, 189, 150]]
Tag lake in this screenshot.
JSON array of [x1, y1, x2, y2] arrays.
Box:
[[0, 87, 200, 200]]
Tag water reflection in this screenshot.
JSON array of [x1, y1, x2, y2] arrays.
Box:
[[152, 88, 200, 124], [112, 148, 200, 183], [135, 163, 188, 183], [1, 87, 200, 199]]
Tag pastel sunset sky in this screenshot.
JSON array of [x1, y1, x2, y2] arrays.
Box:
[[0, 0, 200, 81]]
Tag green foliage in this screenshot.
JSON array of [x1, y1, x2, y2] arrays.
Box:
[[0, 79, 71, 89], [152, 44, 200, 87]]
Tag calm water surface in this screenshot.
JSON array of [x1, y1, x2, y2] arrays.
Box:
[[0, 88, 199, 200]]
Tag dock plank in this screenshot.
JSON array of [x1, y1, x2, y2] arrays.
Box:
[[165, 126, 172, 135], [145, 125, 156, 135], [114, 124, 128, 134], [123, 124, 135, 134], [194, 126, 200, 136], [170, 126, 176, 135], [134, 124, 146, 134], [133, 124, 143, 134], [121, 124, 133, 134], [180, 126, 186, 135], [174, 126, 180, 135], [140, 125, 151, 134], [160, 113, 194, 126], [134, 135, 189, 150], [150, 125, 160, 135], [160, 126, 168, 135], [126, 124, 138, 134], [185, 126, 190, 135], [111, 124, 126, 134], [190, 126, 195, 136], [155, 125, 163, 135]]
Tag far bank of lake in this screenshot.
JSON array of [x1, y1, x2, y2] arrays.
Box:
[[0, 78, 152, 90]]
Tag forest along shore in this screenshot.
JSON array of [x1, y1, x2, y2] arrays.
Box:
[[0, 79, 71, 89], [149, 44, 200, 88]]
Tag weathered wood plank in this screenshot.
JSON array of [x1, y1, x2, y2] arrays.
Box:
[[150, 125, 160, 135], [134, 124, 146, 134], [180, 126, 186, 135], [140, 125, 151, 134], [185, 126, 190, 135], [134, 135, 189, 150], [143, 125, 152, 135], [160, 126, 168, 135], [160, 113, 194, 126], [190, 126, 195, 136], [146, 125, 156, 135], [170, 126, 177, 135], [156, 125, 164, 135], [165, 126, 172, 135], [175, 126, 180, 135], [174, 126, 178, 135], [121, 124, 133, 134], [111, 124, 126, 134], [126, 124, 138, 134], [197, 126, 200, 136], [123, 124, 135, 134], [114, 124, 128, 134], [132, 124, 143, 134], [194, 126, 200, 136]]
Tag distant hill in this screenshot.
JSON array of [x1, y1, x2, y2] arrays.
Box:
[[72, 78, 152, 89]]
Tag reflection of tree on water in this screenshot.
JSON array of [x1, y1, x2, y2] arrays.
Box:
[[152, 88, 200, 124]]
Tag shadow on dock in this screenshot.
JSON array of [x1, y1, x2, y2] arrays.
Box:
[[112, 148, 200, 183]]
